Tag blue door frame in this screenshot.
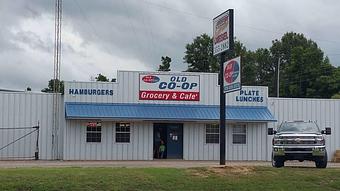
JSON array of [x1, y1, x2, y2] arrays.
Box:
[[153, 123, 183, 159]]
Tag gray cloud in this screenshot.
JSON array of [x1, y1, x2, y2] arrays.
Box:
[[0, 0, 339, 91]]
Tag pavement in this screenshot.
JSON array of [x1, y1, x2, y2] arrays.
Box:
[[0, 160, 340, 168]]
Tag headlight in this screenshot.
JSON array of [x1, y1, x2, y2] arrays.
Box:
[[315, 137, 325, 145], [272, 138, 281, 145]]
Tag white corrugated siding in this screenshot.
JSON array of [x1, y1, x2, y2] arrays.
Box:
[[0, 92, 63, 160], [63, 121, 153, 160], [268, 98, 340, 161], [183, 122, 268, 160]]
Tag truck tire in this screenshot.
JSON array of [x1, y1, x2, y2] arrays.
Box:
[[315, 152, 328, 168], [272, 153, 284, 168]]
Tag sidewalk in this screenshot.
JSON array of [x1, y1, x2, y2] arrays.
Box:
[[0, 160, 339, 168]]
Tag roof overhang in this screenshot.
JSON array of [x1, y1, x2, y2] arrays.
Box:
[[65, 102, 277, 122]]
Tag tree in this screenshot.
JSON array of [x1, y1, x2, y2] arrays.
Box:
[[332, 93, 340, 99], [41, 79, 64, 94], [158, 56, 171, 71], [231, 41, 257, 86], [183, 34, 218, 72], [95, 73, 109, 82], [270, 32, 338, 98]]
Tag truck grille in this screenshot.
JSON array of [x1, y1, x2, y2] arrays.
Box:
[[281, 140, 316, 145], [284, 148, 313, 152]]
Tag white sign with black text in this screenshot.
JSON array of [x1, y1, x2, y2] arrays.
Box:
[[213, 10, 230, 55]]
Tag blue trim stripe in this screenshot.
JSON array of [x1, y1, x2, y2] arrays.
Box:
[[65, 102, 276, 122]]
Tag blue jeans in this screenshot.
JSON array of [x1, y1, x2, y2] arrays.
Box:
[[159, 151, 164, 159]]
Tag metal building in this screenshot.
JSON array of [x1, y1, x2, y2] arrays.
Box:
[[0, 70, 339, 161]]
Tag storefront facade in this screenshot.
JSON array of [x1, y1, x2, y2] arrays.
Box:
[[63, 71, 275, 160]]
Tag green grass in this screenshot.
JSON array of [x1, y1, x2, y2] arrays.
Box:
[[0, 166, 340, 191]]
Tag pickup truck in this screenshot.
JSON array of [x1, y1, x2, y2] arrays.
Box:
[[268, 121, 331, 168]]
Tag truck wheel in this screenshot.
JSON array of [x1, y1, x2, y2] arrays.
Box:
[[315, 152, 328, 168], [272, 153, 284, 168]]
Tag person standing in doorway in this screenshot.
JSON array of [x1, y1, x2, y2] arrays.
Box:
[[159, 140, 166, 159]]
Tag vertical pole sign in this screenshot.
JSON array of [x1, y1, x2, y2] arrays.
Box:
[[213, 9, 234, 165], [224, 56, 241, 93]]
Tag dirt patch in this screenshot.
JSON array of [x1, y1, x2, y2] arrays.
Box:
[[186, 168, 211, 178], [210, 166, 255, 176], [187, 166, 255, 178]]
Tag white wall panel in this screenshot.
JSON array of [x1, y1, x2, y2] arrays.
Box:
[[63, 120, 153, 160], [268, 98, 340, 161], [183, 122, 268, 160], [0, 92, 63, 160]]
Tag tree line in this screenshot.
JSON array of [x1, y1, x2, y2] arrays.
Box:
[[159, 32, 340, 98]]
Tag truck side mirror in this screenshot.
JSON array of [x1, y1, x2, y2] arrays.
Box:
[[268, 128, 277, 135], [321, 127, 331, 135]]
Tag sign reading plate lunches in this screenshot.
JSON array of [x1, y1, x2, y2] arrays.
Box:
[[223, 56, 241, 93], [213, 10, 230, 55], [139, 73, 200, 101]]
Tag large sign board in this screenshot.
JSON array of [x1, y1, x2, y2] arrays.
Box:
[[213, 10, 231, 55], [223, 56, 241, 93], [139, 73, 200, 101]]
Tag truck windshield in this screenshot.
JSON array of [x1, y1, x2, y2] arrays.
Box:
[[278, 122, 320, 133]]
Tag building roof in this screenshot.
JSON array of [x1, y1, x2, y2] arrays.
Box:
[[65, 102, 276, 122]]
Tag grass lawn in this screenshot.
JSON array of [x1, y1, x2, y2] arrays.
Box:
[[0, 166, 340, 191]]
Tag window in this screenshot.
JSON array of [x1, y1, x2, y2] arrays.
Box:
[[232, 124, 246, 144], [206, 124, 219, 144], [116, 123, 131, 143], [86, 122, 102, 142]]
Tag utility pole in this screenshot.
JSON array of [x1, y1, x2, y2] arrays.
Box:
[[277, 57, 280, 98]]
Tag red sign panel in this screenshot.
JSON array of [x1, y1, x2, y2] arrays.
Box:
[[139, 74, 200, 101], [139, 90, 199, 101]]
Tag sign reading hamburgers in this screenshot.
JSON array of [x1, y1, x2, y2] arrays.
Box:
[[139, 73, 200, 101]]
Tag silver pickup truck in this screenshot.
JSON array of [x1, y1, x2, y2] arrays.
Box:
[[268, 121, 331, 168]]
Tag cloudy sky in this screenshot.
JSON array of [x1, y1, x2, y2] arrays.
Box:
[[0, 0, 339, 91]]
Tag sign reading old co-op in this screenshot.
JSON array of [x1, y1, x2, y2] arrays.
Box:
[[224, 56, 241, 93], [139, 73, 200, 101]]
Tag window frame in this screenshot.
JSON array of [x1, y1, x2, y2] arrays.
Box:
[[232, 124, 247, 145], [205, 123, 220, 144], [86, 122, 102, 143], [115, 122, 131, 143]]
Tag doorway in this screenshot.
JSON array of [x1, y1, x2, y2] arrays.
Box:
[[153, 123, 183, 159]]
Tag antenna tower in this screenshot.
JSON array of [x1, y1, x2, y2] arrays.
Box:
[[52, 0, 62, 159]]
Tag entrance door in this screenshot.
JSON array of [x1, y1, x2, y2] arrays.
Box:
[[153, 123, 183, 159]]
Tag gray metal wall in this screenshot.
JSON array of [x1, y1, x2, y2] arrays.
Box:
[[183, 122, 268, 160], [63, 121, 153, 160], [268, 98, 340, 161], [0, 92, 63, 160]]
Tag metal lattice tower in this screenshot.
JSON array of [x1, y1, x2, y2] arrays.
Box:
[[52, 0, 62, 159]]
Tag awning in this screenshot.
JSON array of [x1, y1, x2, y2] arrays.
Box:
[[65, 102, 276, 122]]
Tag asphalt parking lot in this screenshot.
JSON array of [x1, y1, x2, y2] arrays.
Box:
[[0, 160, 339, 168]]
